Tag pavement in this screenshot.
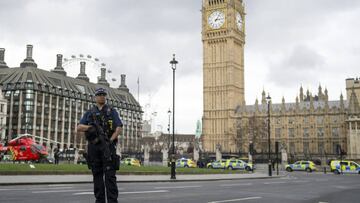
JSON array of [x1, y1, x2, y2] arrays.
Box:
[[0, 172, 282, 185]]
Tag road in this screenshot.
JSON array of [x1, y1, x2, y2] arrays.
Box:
[[0, 172, 359, 203]]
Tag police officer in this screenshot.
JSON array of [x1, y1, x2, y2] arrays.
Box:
[[77, 87, 123, 203]]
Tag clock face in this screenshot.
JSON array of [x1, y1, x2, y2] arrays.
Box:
[[236, 12, 243, 31], [208, 11, 225, 29]]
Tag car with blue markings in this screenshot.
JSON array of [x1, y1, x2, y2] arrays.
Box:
[[332, 160, 360, 174], [285, 161, 317, 172], [225, 159, 254, 171], [176, 158, 196, 168], [207, 159, 227, 169]]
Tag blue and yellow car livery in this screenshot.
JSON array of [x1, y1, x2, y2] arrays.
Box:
[[207, 159, 227, 169], [176, 158, 196, 168], [225, 159, 254, 171], [332, 160, 360, 174], [285, 161, 317, 172], [123, 158, 141, 167]]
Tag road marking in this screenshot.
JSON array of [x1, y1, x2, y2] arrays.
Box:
[[220, 183, 252, 187], [48, 184, 74, 187], [293, 180, 309, 183], [155, 185, 202, 189], [118, 190, 169, 195], [263, 181, 286, 185], [0, 187, 73, 191], [73, 190, 169, 196], [208, 196, 262, 203], [32, 189, 90, 194]]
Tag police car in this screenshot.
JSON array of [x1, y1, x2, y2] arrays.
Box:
[[331, 160, 360, 174], [123, 158, 141, 167], [176, 158, 196, 168], [285, 161, 317, 172], [225, 159, 254, 171], [207, 159, 227, 169]]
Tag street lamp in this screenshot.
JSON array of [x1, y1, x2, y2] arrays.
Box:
[[167, 109, 171, 150], [266, 94, 272, 176], [170, 54, 178, 180]]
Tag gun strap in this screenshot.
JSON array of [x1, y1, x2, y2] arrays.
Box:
[[91, 105, 114, 138]]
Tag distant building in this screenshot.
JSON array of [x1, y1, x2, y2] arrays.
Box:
[[0, 45, 143, 153], [0, 87, 7, 141], [235, 84, 360, 161]]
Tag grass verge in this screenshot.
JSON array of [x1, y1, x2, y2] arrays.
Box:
[[0, 163, 250, 175]]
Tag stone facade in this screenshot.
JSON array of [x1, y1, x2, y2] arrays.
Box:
[[202, 0, 246, 153], [200, 1, 360, 160], [235, 82, 360, 160]]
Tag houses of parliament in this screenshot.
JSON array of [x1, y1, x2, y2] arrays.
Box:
[[201, 0, 360, 160]]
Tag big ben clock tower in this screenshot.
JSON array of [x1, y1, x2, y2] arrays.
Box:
[[202, 0, 245, 153]]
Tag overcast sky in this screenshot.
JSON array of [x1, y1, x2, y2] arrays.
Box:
[[1, 0, 360, 134]]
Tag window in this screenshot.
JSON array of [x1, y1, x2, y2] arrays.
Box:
[[303, 128, 309, 137], [0, 104, 3, 113], [317, 128, 324, 137], [318, 142, 324, 154], [303, 117, 308, 123], [316, 116, 323, 124], [288, 117, 295, 124], [5, 91, 11, 97], [303, 142, 309, 154], [332, 127, 339, 137], [275, 128, 281, 139], [288, 128, 295, 138]]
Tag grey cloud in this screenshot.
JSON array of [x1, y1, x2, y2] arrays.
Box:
[[267, 45, 325, 87]]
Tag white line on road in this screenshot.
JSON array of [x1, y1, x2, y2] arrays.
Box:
[[74, 190, 171, 196], [155, 185, 202, 189], [118, 190, 169, 195], [0, 187, 73, 191], [220, 183, 252, 187], [293, 180, 310, 183], [32, 189, 91, 194], [263, 181, 286, 185], [47, 184, 74, 187], [208, 196, 262, 203]]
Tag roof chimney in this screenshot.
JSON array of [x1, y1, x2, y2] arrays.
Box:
[[20, 44, 37, 68], [76, 61, 89, 82], [97, 68, 109, 87], [118, 74, 129, 92], [0, 48, 9, 68], [51, 54, 67, 76]]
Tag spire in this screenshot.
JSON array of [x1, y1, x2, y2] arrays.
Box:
[[51, 54, 67, 76], [281, 96, 286, 112], [261, 89, 266, 105], [324, 87, 328, 101], [0, 48, 9, 68], [318, 84, 323, 100], [76, 61, 89, 82], [97, 68, 110, 87], [309, 93, 314, 111], [255, 98, 259, 112], [20, 44, 37, 68], [299, 85, 304, 102], [340, 92, 344, 109]]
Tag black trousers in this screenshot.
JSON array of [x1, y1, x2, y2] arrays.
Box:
[[88, 143, 118, 203]]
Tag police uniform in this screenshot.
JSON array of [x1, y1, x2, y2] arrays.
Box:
[[80, 88, 123, 203]]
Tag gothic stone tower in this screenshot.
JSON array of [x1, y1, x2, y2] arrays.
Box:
[[202, 0, 245, 153]]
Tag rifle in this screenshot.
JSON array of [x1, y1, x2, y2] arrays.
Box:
[[90, 122, 112, 162]]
